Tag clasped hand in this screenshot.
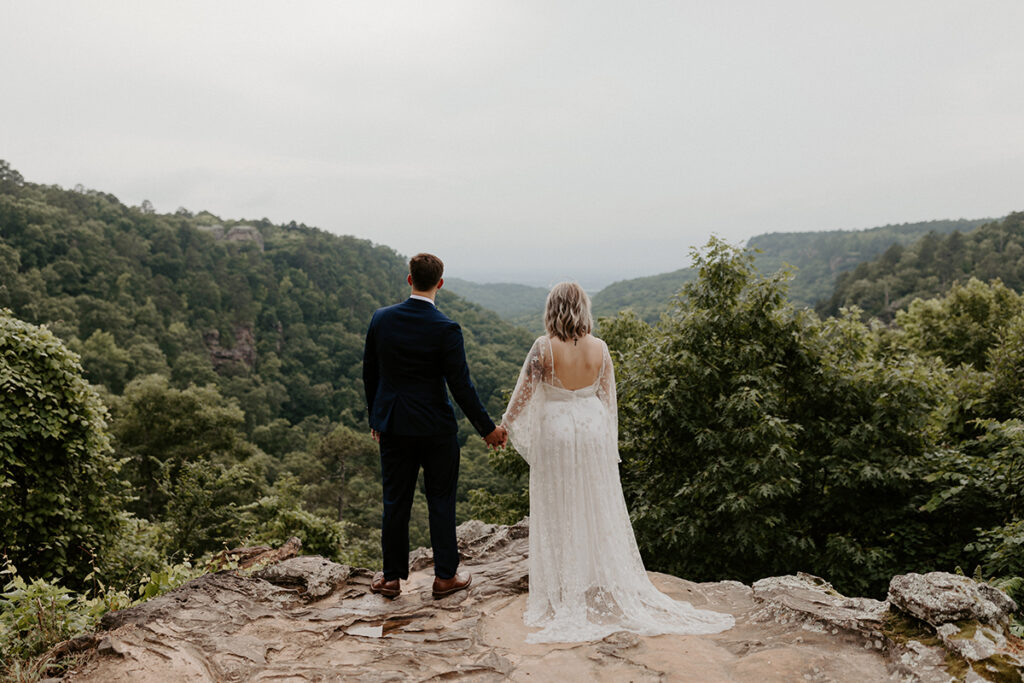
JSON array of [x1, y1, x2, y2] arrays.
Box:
[[484, 425, 508, 450]]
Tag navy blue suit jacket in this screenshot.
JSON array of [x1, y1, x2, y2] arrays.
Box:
[[363, 297, 496, 437]]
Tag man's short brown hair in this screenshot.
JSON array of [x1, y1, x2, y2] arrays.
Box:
[[409, 253, 444, 291]]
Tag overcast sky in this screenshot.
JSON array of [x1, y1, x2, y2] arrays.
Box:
[[3, 2, 1023, 289]]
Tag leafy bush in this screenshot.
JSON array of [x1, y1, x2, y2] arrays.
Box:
[[0, 555, 203, 681], [986, 314, 1024, 420], [162, 459, 264, 557], [99, 514, 173, 590], [465, 441, 529, 525], [928, 419, 1024, 579], [466, 489, 529, 526], [253, 503, 344, 560], [135, 559, 203, 601], [0, 563, 133, 680], [0, 310, 130, 587]]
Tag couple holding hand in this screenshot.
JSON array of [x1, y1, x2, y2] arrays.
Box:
[[362, 253, 733, 643]]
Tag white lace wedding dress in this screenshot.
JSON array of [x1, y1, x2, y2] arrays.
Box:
[[503, 335, 735, 643]]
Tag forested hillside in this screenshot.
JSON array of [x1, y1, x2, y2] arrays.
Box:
[[444, 277, 548, 333], [592, 218, 988, 323], [820, 213, 1024, 320], [448, 268, 702, 328], [0, 161, 530, 425], [749, 218, 990, 308], [453, 218, 989, 327], [0, 160, 530, 581], [591, 267, 698, 322]]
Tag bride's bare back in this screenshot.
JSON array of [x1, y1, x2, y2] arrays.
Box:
[[548, 334, 604, 390]]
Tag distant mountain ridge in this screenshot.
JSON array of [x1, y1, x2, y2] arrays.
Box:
[[820, 212, 1024, 320], [748, 218, 991, 308], [448, 218, 992, 327], [444, 277, 549, 333], [591, 267, 698, 322]]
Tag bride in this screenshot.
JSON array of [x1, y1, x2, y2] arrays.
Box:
[[501, 282, 734, 643]]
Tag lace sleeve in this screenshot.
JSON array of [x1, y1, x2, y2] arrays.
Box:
[[502, 336, 549, 465], [597, 341, 619, 456]]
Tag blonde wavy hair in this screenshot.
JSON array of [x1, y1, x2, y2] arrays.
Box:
[[544, 282, 593, 342]]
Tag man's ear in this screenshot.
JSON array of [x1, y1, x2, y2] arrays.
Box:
[[437, 277, 444, 290], [407, 274, 413, 287]]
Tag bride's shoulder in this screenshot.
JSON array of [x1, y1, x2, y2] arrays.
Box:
[[533, 334, 556, 348], [530, 335, 553, 359]]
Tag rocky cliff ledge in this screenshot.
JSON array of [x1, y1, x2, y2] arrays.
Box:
[[51, 520, 1021, 682], [197, 224, 265, 251]]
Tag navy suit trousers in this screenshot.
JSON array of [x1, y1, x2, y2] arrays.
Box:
[[379, 432, 461, 580]]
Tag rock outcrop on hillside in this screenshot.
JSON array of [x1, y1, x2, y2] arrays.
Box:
[[52, 520, 1022, 682], [198, 224, 265, 251], [203, 325, 258, 369]]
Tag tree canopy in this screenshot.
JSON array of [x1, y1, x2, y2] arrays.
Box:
[[0, 164, 531, 435], [601, 239, 1023, 598], [821, 213, 1024, 320]]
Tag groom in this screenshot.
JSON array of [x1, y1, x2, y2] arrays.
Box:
[[363, 253, 507, 598]]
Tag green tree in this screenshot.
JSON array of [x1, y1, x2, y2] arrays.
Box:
[[615, 240, 810, 584], [892, 278, 1024, 370], [246, 473, 350, 561], [287, 425, 379, 525], [612, 240, 948, 596], [0, 309, 129, 586], [77, 329, 134, 392], [111, 375, 262, 520], [161, 458, 264, 556], [987, 314, 1024, 420], [923, 419, 1024, 583], [0, 159, 24, 193]]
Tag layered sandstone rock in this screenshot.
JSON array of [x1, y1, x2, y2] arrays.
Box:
[[51, 521, 1022, 682]]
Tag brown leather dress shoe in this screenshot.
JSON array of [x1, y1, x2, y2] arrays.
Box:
[[432, 571, 472, 599], [370, 571, 401, 598]]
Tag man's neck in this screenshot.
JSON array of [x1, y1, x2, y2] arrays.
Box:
[[410, 289, 437, 303]]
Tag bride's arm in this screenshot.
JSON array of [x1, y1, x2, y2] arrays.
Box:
[[503, 337, 546, 424], [501, 337, 548, 463], [597, 341, 619, 441]]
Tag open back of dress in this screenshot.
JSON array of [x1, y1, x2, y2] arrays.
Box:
[[503, 336, 735, 643]]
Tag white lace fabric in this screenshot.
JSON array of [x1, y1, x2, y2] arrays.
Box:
[[503, 336, 735, 643]]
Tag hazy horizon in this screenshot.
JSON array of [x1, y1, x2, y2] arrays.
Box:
[[0, 161, 991, 292], [3, 2, 1022, 290]]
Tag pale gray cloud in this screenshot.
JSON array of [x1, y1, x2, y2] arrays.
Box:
[[3, 1, 1022, 288]]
